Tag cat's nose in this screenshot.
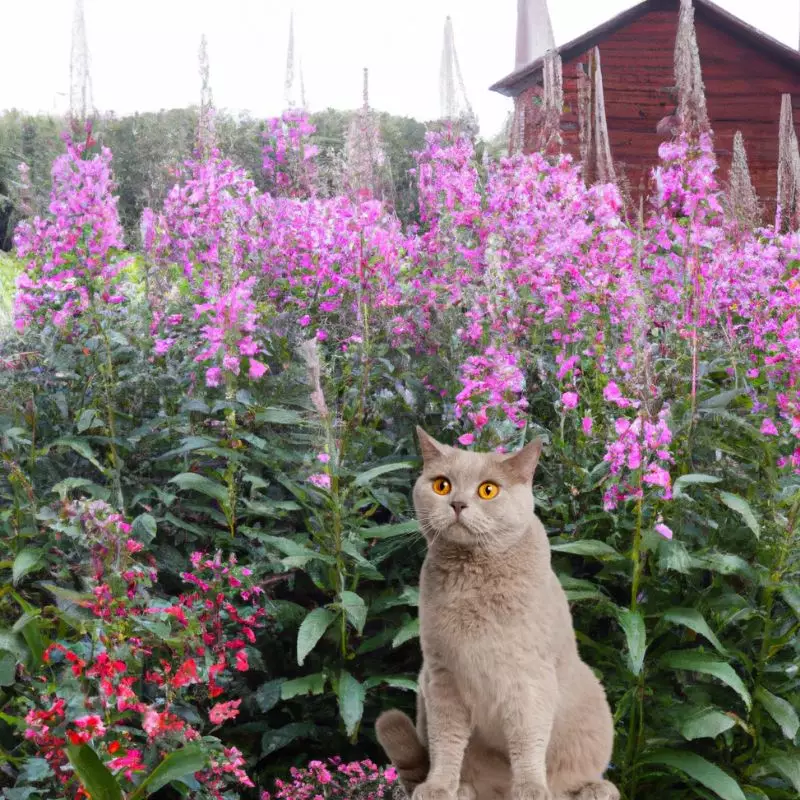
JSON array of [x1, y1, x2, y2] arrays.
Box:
[[450, 501, 467, 516]]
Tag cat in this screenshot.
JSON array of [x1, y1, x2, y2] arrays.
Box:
[[376, 428, 619, 800]]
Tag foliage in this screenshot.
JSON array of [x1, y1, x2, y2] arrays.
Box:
[[0, 110, 798, 800]]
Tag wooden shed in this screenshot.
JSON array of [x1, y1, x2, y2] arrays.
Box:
[[490, 0, 800, 207]]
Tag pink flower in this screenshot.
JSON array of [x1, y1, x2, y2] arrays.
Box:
[[234, 649, 249, 671], [561, 391, 579, 410], [249, 359, 268, 379], [603, 381, 630, 408], [458, 433, 475, 446], [308, 473, 331, 490], [298, 314, 311, 327], [582, 416, 593, 435], [655, 523, 673, 540], [205, 367, 222, 387], [317, 453, 331, 463], [760, 418, 779, 436], [108, 749, 146, 779], [209, 699, 241, 724], [154, 338, 174, 356]]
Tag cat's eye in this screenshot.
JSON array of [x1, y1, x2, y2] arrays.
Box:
[[432, 477, 452, 496], [477, 481, 500, 500]]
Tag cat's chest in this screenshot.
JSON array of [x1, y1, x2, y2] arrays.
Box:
[[420, 564, 528, 641]]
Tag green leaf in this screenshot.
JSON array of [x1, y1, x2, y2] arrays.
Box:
[[251, 533, 335, 564], [617, 608, 646, 675], [0, 630, 28, 661], [719, 492, 760, 539], [66, 745, 122, 800], [254, 679, 284, 712], [16, 613, 43, 667], [392, 617, 419, 648], [296, 608, 335, 666], [281, 673, 326, 700], [131, 513, 157, 542], [49, 437, 106, 474], [50, 477, 94, 499], [364, 675, 418, 692], [254, 407, 305, 425], [700, 389, 743, 409], [679, 707, 736, 741], [155, 436, 215, 461], [12, 549, 42, 585], [640, 749, 746, 800], [550, 540, 622, 559], [340, 590, 367, 634], [673, 473, 722, 499], [663, 608, 726, 655], [337, 670, 365, 737], [661, 651, 751, 709], [768, 754, 800, 793], [0, 651, 16, 686], [129, 746, 206, 799], [169, 473, 229, 504], [781, 584, 800, 619], [359, 520, 419, 539], [754, 687, 799, 740], [76, 409, 100, 433], [354, 461, 415, 487], [261, 722, 313, 756], [21, 756, 52, 782]]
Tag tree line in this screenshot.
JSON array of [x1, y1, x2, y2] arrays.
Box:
[[0, 106, 433, 250]]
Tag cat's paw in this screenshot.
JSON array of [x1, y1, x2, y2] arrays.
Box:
[[574, 781, 620, 800], [412, 782, 456, 800], [511, 780, 552, 800]]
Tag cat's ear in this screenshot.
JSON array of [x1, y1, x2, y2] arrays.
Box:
[[503, 439, 543, 483], [416, 426, 447, 462]]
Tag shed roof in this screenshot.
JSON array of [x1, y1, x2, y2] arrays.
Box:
[[490, 0, 800, 97]]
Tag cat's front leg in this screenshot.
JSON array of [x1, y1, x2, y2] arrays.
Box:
[[504, 668, 558, 800], [412, 666, 471, 800]]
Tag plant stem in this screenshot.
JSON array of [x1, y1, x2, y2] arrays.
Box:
[[98, 322, 125, 514], [630, 491, 644, 611]]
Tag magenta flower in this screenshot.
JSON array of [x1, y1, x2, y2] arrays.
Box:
[[14, 128, 129, 331], [655, 523, 673, 540], [760, 418, 779, 436], [308, 473, 331, 490], [561, 391, 579, 410]]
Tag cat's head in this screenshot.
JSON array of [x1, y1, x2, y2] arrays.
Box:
[[412, 427, 542, 551]]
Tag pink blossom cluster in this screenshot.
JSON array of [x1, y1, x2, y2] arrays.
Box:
[[454, 346, 528, 443], [262, 109, 319, 198], [13, 127, 128, 331], [261, 757, 398, 800], [601, 408, 674, 511], [143, 147, 269, 386]]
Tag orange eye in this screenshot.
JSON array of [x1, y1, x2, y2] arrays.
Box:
[[477, 481, 499, 500], [432, 477, 452, 496]]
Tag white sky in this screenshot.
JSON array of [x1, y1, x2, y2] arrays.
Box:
[[1, 1, 798, 137]]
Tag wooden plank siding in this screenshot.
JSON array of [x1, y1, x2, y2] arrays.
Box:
[[514, 6, 800, 216]]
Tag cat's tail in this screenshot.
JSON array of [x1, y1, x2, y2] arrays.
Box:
[[375, 709, 429, 792]]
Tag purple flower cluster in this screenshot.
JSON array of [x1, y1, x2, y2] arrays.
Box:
[[261, 757, 398, 800], [14, 128, 128, 331], [262, 109, 319, 198]]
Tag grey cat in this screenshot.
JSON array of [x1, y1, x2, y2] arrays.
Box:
[[376, 428, 619, 800]]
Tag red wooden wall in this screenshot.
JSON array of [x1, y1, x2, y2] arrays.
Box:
[[520, 7, 800, 214]]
